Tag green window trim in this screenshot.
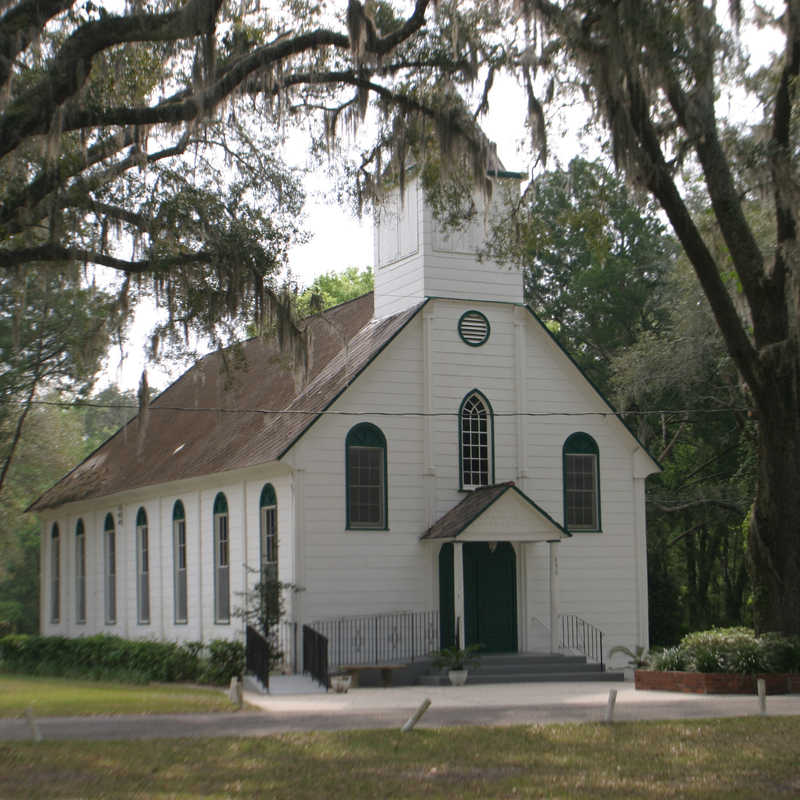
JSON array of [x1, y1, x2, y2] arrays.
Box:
[[458, 310, 491, 347], [345, 422, 388, 530], [213, 492, 230, 624], [562, 432, 602, 532], [259, 483, 278, 582], [75, 519, 86, 624], [172, 500, 188, 625], [458, 389, 495, 490], [136, 507, 150, 625], [103, 512, 116, 624], [50, 523, 60, 624]]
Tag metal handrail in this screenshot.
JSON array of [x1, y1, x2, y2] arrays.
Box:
[[302, 624, 330, 689], [307, 609, 440, 670], [245, 625, 271, 690], [560, 614, 605, 669]]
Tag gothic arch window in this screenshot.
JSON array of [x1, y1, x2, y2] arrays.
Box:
[[173, 500, 188, 624], [103, 512, 116, 624], [213, 493, 230, 623], [563, 432, 601, 531], [50, 523, 60, 624], [346, 423, 388, 529], [75, 519, 86, 624], [459, 390, 493, 489], [259, 484, 278, 583], [136, 507, 150, 624]]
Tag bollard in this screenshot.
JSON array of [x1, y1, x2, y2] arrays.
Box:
[[401, 698, 432, 733], [605, 689, 617, 723], [228, 676, 243, 708], [25, 707, 42, 742], [757, 678, 766, 715]]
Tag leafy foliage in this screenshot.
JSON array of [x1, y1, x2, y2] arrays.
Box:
[[295, 267, 374, 318], [650, 628, 800, 675], [0, 633, 245, 685]]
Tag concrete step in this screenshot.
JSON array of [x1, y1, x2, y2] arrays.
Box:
[[418, 670, 624, 686], [471, 660, 604, 675]]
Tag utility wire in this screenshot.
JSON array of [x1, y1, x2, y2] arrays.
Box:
[[17, 399, 752, 417]]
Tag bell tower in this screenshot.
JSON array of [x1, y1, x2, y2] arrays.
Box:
[[373, 170, 525, 319]]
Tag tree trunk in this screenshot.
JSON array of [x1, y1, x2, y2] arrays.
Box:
[[748, 361, 800, 636]]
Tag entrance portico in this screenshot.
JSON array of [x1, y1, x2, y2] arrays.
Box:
[[422, 482, 570, 654]]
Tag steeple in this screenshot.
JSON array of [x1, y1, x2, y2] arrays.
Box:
[[373, 170, 525, 318]]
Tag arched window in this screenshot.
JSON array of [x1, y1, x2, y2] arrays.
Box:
[[104, 512, 116, 624], [50, 523, 60, 624], [563, 432, 601, 531], [213, 493, 230, 623], [346, 423, 387, 530], [459, 390, 493, 489], [259, 484, 278, 583], [75, 519, 86, 624], [173, 500, 188, 624], [136, 507, 150, 624]]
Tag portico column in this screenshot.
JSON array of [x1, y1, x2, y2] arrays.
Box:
[[548, 540, 560, 653], [453, 541, 465, 647]]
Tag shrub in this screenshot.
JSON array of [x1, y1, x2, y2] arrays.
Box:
[[651, 646, 689, 672], [201, 639, 245, 685], [0, 634, 204, 683]]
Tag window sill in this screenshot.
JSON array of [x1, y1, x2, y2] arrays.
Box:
[[346, 526, 390, 532]]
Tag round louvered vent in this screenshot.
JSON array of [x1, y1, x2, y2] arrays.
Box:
[[458, 310, 490, 347]]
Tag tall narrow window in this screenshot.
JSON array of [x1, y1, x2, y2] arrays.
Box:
[[50, 524, 60, 623], [259, 484, 278, 584], [136, 507, 150, 624], [213, 493, 230, 623], [459, 391, 493, 489], [173, 500, 188, 624], [346, 423, 387, 529], [563, 432, 601, 531], [75, 519, 86, 624], [104, 513, 116, 624]]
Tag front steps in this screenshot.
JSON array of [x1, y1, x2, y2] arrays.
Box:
[[417, 652, 623, 686]]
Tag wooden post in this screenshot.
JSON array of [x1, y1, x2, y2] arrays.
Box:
[[549, 540, 560, 653], [453, 542, 465, 648], [605, 689, 617, 723], [401, 698, 432, 733], [757, 678, 766, 715], [25, 707, 42, 742]]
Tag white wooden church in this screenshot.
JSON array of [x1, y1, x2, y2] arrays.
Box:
[[33, 167, 659, 680]]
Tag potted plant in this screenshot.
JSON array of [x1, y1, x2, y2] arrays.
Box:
[[609, 644, 650, 681], [329, 672, 352, 693], [432, 642, 482, 686]]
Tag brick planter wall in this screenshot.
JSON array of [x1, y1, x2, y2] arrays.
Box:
[[634, 670, 800, 694]]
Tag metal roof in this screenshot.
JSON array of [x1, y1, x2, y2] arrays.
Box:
[[30, 294, 424, 511]]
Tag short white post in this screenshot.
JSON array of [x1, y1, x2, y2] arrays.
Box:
[[757, 679, 766, 715], [548, 540, 561, 653], [228, 676, 243, 707], [401, 698, 432, 733], [605, 689, 617, 723], [25, 707, 42, 742]]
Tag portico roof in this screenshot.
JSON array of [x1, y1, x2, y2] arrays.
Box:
[[420, 482, 570, 543]]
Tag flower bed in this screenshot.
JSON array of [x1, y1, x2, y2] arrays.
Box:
[[635, 669, 800, 694]]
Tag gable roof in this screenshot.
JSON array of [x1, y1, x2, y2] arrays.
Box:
[[31, 293, 424, 511], [421, 482, 569, 542]]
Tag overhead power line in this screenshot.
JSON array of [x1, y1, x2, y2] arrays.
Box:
[[17, 399, 752, 418]]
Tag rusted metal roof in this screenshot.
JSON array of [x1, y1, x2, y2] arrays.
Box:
[[420, 482, 569, 541], [31, 294, 425, 511]]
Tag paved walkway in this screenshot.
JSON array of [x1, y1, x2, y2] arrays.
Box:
[[2, 681, 799, 742]]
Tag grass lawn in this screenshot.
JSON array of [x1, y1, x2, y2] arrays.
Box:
[[1, 717, 799, 798], [0, 675, 238, 717]]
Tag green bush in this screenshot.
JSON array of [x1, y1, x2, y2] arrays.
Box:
[[0, 634, 205, 683], [650, 627, 800, 675], [201, 639, 245, 685], [651, 646, 689, 672]]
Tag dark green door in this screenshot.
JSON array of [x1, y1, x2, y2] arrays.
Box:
[[463, 542, 517, 653]]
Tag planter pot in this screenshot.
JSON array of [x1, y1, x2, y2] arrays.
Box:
[[448, 669, 468, 686], [330, 674, 352, 693], [634, 670, 800, 694]]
